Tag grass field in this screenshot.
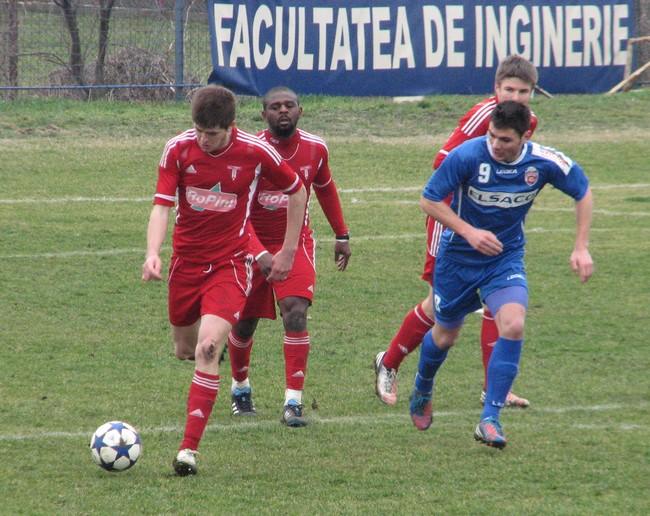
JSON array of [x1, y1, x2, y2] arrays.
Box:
[[1, 92, 649, 514]]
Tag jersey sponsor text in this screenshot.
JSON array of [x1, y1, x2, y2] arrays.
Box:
[[258, 190, 289, 210], [468, 186, 539, 208], [187, 186, 237, 212]]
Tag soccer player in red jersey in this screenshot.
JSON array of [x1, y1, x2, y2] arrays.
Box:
[[375, 55, 538, 408], [227, 86, 351, 426], [142, 85, 306, 475]]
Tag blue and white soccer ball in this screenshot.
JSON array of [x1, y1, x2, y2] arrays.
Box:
[[90, 421, 142, 472]]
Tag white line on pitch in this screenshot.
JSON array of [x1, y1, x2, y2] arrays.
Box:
[[0, 197, 152, 204], [0, 403, 643, 442], [345, 199, 650, 217], [0, 226, 646, 261], [1, 183, 648, 204], [0, 247, 155, 260]]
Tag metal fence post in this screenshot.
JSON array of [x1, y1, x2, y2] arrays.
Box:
[[175, 0, 185, 101]]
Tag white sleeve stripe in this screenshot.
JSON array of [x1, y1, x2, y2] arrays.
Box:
[[313, 177, 332, 188], [237, 131, 284, 164], [284, 175, 301, 193], [155, 193, 176, 203], [298, 129, 328, 151], [461, 101, 496, 135], [159, 130, 195, 168]]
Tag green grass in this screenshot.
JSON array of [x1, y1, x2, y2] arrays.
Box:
[[1, 92, 649, 514]]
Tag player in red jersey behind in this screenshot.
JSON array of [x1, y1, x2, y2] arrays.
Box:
[[142, 85, 306, 475], [375, 55, 538, 408], [227, 86, 351, 427]]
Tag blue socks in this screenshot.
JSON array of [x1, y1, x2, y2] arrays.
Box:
[[414, 330, 448, 395], [482, 337, 523, 420]]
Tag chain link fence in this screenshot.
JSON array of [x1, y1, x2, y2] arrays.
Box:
[[0, 0, 211, 100]]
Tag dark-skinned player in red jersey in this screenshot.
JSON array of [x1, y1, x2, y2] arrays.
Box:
[[227, 86, 351, 427]]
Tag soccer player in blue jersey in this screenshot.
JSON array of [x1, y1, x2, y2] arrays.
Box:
[[409, 101, 594, 449]]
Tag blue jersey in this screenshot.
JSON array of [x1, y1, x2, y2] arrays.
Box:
[[423, 136, 589, 264]]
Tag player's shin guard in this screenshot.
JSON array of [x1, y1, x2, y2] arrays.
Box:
[[180, 371, 219, 451], [228, 332, 252, 383], [480, 309, 499, 390], [482, 338, 522, 420], [284, 332, 310, 391], [384, 302, 435, 370], [414, 330, 448, 394]]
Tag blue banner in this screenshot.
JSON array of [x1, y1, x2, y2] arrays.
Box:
[[207, 1, 635, 96]]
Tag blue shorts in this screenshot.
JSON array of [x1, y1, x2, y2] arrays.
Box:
[[432, 249, 529, 328]]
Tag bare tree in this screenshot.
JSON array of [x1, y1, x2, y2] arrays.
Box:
[[54, 0, 117, 99], [8, 0, 18, 90], [92, 0, 117, 98], [638, 0, 650, 85], [54, 0, 89, 98]]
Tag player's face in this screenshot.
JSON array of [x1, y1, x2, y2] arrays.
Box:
[[495, 78, 534, 105], [487, 123, 531, 163], [262, 92, 302, 139], [194, 124, 233, 154]]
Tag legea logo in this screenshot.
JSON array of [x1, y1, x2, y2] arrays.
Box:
[[187, 184, 237, 212]]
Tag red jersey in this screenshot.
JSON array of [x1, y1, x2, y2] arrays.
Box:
[[250, 128, 347, 246], [433, 95, 538, 170], [154, 126, 302, 264]]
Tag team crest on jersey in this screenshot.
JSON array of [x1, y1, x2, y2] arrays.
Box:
[[300, 165, 312, 180], [228, 165, 242, 181], [524, 167, 539, 186], [187, 183, 237, 212]]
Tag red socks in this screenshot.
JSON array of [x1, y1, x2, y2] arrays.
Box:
[[228, 332, 253, 383], [480, 309, 499, 389], [284, 332, 310, 390], [179, 370, 219, 451], [383, 303, 434, 370]]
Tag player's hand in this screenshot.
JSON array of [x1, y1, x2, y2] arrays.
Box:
[[142, 255, 163, 281], [266, 248, 296, 283], [570, 249, 594, 284], [334, 241, 351, 271], [466, 229, 503, 256], [256, 251, 273, 277]]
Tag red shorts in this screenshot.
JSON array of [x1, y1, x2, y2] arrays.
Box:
[[421, 216, 445, 285], [167, 252, 254, 327], [241, 233, 316, 320]]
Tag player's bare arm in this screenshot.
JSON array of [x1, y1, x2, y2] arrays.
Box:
[[312, 180, 351, 272], [142, 204, 171, 282], [267, 184, 307, 282], [570, 187, 594, 284], [420, 196, 503, 256]]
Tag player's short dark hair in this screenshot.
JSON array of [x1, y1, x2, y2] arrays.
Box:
[[495, 55, 538, 88], [491, 101, 531, 137], [262, 86, 300, 109], [191, 85, 236, 129]]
